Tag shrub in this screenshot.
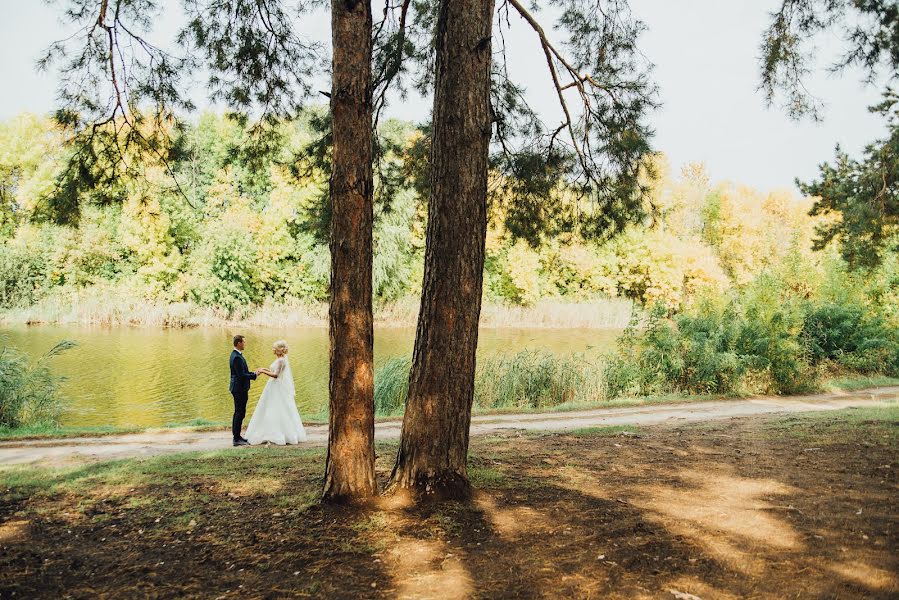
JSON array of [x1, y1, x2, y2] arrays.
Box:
[[803, 303, 899, 374], [0, 340, 75, 428], [0, 244, 48, 309], [606, 307, 747, 398]]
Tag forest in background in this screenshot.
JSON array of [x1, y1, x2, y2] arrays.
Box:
[[3, 106, 899, 429], [3, 108, 896, 329]]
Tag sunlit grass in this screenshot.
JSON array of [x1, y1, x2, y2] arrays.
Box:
[[759, 402, 899, 444], [822, 375, 899, 391], [0, 445, 326, 501], [0, 419, 233, 441], [568, 425, 641, 437]]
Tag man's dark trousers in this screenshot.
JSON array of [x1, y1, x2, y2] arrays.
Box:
[[231, 389, 249, 441], [229, 349, 256, 441]]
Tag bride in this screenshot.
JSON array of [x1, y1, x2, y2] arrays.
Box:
[[245, 340, 307, 445]]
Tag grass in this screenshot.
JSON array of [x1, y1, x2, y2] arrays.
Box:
[[474, 350, 605, 411], [373, 349, 609, 416], [0, 420, 232, 441], [822, 375, 899, 391], [468, 466, 507, 486], [567, 425, 642, 437], [373, 355, 411, 415], [758, 401, 899, 444], [0, 445, 327, 501], [374, 343, 899, 420], [0, 444, 331, 509]]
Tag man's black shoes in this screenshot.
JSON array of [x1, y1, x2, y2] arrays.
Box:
[[233, 438, 250, 447]]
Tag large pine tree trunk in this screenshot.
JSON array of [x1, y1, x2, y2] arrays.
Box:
[[388, 0, 495, 500], [322, 0, 377, 503]]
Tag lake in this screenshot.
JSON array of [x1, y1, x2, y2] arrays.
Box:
[[1, 325, 622, 427]]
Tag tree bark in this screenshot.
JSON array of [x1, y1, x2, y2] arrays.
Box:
[[388, 0, 495, 500], [322, 0, 377, 503]]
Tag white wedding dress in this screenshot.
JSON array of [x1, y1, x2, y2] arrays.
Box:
[[245, 357, 307, 445]]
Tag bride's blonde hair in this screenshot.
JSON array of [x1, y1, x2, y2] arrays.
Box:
[[272, 340, 289, 356]]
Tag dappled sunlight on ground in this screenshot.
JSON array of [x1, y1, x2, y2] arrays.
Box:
[[0, 519, 27, 543], [661, 575, 742, 600], [829, 559, 899, 591], [386, 538, 473, 600], [475, 493, 551, 538], [630, 467, 802, 575], [86, 483, 139, 500], [546, 464, 613, 500], [216, 476, 284, 497]]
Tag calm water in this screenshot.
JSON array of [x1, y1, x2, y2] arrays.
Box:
[[1, 325, 621, 427]]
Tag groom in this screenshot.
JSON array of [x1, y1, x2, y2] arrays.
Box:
[[229, 335, 259, 447]]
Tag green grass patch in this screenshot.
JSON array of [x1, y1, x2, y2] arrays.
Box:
[[568, 425, 641, 437], [761, 403, 899, 445], [0, 445, 327, 501], [0, 423, 145, 440], [822, 375, 899, 391], [469, 466, 507, 487]]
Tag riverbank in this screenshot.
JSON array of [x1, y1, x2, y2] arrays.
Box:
[[0, 371, 883, 442], [0, 293, 634, 330], [1, 385, 895, 466], [2, 406, 896, 598]]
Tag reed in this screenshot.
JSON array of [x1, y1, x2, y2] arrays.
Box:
[[373, 349, 606, 416], [0, 340, 75, 428], [2, 286, 634, 331], [474, 350, 606, 410], [373, 355, 412, 415]]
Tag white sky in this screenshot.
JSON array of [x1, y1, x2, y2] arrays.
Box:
[[0, 0, 889, 192]]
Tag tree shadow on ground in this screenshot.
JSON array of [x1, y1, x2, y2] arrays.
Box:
[[370, 424, 897, 599], [0, 419, 896, 598]]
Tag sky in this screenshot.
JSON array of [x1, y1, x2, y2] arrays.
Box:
[[0, 0, 889, 193]]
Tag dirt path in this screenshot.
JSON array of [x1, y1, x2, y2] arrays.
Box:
[[2, 386, 896, 467]]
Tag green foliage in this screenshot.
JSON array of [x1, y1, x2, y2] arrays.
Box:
[[606, 265, 899, 398], [373, 350, 602, 415], [0, 340, 75, 428], [0, 244, 49, 310], [802, 93, 899, 269], [1, 107, 899, 363], [373, 189, 422, 304], [803, 303, 899, 374], [605, 306, 746, 398], [760, 1, 899, 266], [760, 0, 899, 120]]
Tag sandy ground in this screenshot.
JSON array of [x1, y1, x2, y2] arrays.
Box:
[[2, 386, 896, 467]]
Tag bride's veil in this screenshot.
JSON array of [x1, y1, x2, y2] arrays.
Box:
[[280, 357, 295, 397]]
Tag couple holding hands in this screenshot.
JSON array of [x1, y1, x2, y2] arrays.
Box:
[[228, 335, 306, 447]]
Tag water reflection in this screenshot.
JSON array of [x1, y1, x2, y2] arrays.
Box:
[[1, 325, 620, 427]]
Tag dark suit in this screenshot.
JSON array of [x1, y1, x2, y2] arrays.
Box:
[[229, 349, 257, 441]]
